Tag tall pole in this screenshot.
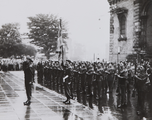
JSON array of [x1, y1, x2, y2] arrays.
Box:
[[57, 19, 63, 64], [117, 46, 120, 64], [94, 53, 95, 62], [117, 53, 119, 64]]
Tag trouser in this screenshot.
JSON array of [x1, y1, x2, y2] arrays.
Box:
[[120, 84, 126, 104], [107, 80, 113, 92], [25, 83, 32, 101], [137, 90, 146, 112], [64, 82, 71, 100], [87, 75, 93, 96], [81, 74, 86, 93], [95, 75, 102, 98], [97, 79, 102, 98]]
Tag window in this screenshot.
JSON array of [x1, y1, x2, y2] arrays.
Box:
[[111, 7, 128, 41], [118, 14, 127, 41], [120, 15, 126, 36]]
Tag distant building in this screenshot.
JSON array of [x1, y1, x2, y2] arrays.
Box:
[[107, 0, 152, 62]]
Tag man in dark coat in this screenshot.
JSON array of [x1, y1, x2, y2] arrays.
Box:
[[23, 57, 35, 105]]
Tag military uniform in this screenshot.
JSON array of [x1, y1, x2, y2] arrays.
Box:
[[63, 60, 72, 104], [117, 62, 128, 108], [105, 63, 115, 93], [95, 62, 104, 99], [23, 57, 35, 105], [135, 65, 149, 115]]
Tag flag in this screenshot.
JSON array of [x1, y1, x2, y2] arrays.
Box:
[[56, 19, 66, 65], [56, 19, 63, 53]]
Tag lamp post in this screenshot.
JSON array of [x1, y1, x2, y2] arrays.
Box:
[[117, 46, 120, 63]]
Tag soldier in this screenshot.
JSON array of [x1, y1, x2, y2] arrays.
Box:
[[43, 61, 49, 87], [105, 62, 115, 93], [79, 62, 87, 94], [73, 62, 80, 100], [52, 61, 56, 89], [63, 60, 73, 104], [126, 62, 134, 96], [23, 57, 35, 105], [72, 62, 78, 93], [58, 62, 64, 93], [135, 65, 150, 115], [55, 61, 62, 92], [95, 62, 104, 99], [69, 62, 75, 99], [86, 63, 95, 97], [117, 62, 128, 108], [37, 60, 44, 85], [102, 62, 107, 93], [147, 62, 152, 110]]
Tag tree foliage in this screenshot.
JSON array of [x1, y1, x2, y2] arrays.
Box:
[[0, 43, 36, 58], [0, 23, 36, 57], [16, 44, 37, 56], [27, 14, 68, 58], [0, 23, 21, 46]]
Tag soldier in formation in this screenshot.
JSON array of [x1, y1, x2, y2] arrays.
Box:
[[35, 59, 152, 116]]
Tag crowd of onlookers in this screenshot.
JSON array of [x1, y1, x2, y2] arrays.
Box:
[[0, 58, 23, 71]]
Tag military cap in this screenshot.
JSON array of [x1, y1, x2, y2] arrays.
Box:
[[26, 56, 33, 63], [66, 60, 72, 63]]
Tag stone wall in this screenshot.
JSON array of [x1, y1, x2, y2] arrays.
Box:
[[109, 0, 135, 62], [146, 3, 152, 52], [108, 0, 152, 62]]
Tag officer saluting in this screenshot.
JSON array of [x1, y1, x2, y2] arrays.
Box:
[[23, 56, 35, 105]]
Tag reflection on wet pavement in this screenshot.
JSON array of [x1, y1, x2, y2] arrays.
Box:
[[0, 71, 152, 120]]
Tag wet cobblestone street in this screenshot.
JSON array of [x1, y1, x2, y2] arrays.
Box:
[[0, 71, 152, 120]]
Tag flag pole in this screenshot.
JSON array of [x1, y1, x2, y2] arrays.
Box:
[[59, 19, 64, 65], [56, 19, 62, 62]]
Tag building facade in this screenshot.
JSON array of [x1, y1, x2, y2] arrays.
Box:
[[107, 0, 152, 62]]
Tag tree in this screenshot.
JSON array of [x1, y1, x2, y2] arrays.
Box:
[[0, 23, 22, 57], [0, 23, 37, 57], [0, 23, 21, 45], [27, 14, 68, 59], [14, 43, 37, 57]]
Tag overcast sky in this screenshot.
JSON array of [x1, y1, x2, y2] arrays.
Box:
[[0, 0, 110, 61]]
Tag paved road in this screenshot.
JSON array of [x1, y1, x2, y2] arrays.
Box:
[[0, 71, 151, 120], [0, 71, 112, 120]]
